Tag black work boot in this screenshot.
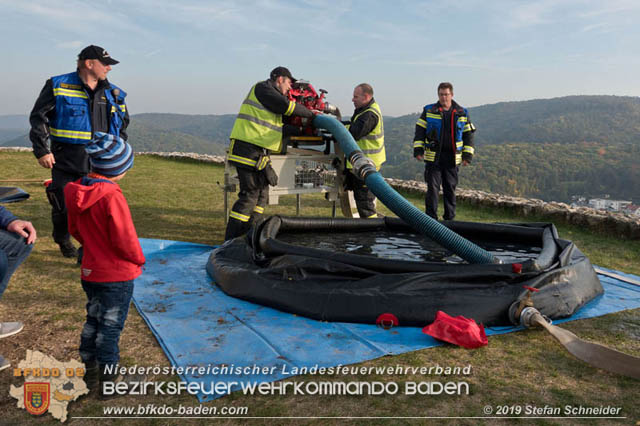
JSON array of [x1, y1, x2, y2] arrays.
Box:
[[224, 217, 250, 241], [82, 360, 99, 396], [58, 240, 78, 258]]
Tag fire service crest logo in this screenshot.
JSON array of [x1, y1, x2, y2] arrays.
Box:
[[24, 382, 50, 416]]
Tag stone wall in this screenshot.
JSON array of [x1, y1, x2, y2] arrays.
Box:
[[0, 147, 32, 153], [385, 178, 640, 239], [136, 151, 226, 164], [0, 148, 228, 163], [4, 147, 638, 238]]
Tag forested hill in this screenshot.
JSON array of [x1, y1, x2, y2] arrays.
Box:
[[469, 95, 640, 145], [385, 95, 639, 145], [380, 95, 640, 203], [127, 113, 235, 155], [2, 95, 638, 202], [0, 113, 236, 156]]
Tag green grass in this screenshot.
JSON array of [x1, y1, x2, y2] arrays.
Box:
[[1, 151, 639, 425]]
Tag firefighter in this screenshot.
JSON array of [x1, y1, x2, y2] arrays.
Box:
[[413, 82, 475, 220], [29, 45, 129, 258], [345, 83, 385, 218], [224, 67, 315, 241]]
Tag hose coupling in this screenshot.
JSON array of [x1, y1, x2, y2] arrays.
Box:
[[349, 151, 376, 180], [520, 306, 552, 328], [323, 102, 341, 120]]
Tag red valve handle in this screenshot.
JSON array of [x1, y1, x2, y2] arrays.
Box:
[[376, 313, 399, 329]]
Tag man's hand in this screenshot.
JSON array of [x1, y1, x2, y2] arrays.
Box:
[[7, 220, 37, 244], [462, 160, 470, 166], [37, 153, 55, 169], [415, 155, 424, 161], [302, 112, 321, 127]]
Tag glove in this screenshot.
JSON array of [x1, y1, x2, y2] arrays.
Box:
[[302, 111, 320, 128], [462, 152, 473, 164], [301, 116, 313, 128], [264, 163, 278, 186]]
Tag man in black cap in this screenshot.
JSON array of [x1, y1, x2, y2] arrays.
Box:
[[29, 45, 129, 258], [224, 66, 316, 241]]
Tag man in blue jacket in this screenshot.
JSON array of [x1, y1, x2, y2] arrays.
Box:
[[0, 205, 36, 371], [29, 45, 128, 258], [413, 82, 475, 220]]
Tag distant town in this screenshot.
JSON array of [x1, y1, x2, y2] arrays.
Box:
[[571, 195, 640, 217]]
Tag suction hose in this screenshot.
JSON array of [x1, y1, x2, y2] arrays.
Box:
[[313, 114, 499, 264]]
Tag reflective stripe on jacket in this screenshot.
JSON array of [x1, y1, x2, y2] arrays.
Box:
[[346, 101, 385, 169], [414, 102, 475, 165], [227, 139, 270, 170], [229, 83, 287, 152], [50, 72, 126, 144]]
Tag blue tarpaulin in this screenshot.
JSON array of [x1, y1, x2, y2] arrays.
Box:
[[132, 238, 640, 402], [0, 187, 29, 203]]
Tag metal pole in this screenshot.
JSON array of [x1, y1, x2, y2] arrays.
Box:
[[0, 179, 45, 183], [223, 172, 229, 226]]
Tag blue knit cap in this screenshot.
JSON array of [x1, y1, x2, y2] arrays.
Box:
[[85, 132, 134, 177]]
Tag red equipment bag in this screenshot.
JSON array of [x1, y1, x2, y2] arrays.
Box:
[[422, 311, 488, 349]]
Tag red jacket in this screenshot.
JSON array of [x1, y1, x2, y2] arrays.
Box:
[[65, 177, 145, 282]]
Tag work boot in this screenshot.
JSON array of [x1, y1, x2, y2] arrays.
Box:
[[82, 360, 99, 395], [0, 354, 10, 372], [99, 367, 146, 400], [0, 322, 23, 339], [58, 240, 78, 258]]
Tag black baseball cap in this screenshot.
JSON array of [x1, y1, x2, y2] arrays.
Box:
[[78, 45, 119, 65], [270, 66, 296, 82]]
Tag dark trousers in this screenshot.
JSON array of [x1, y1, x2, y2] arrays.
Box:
[[47, 167, 85, 244], [79, 280, 134, 368], [345, 171, 377, 218], [224, 166, 269, 241], [424, 162, 459, 220], [0, 230, 33, 299]]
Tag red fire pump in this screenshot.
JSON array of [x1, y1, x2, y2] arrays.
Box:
[[286, 80, 341, 134]]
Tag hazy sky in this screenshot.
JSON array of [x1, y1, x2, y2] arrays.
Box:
[[1, 0, 639, 117]]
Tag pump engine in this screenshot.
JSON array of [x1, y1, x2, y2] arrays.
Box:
[[286, 80, 341, 133]]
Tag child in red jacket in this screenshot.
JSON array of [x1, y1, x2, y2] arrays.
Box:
[[64, 132, 144, 395]]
